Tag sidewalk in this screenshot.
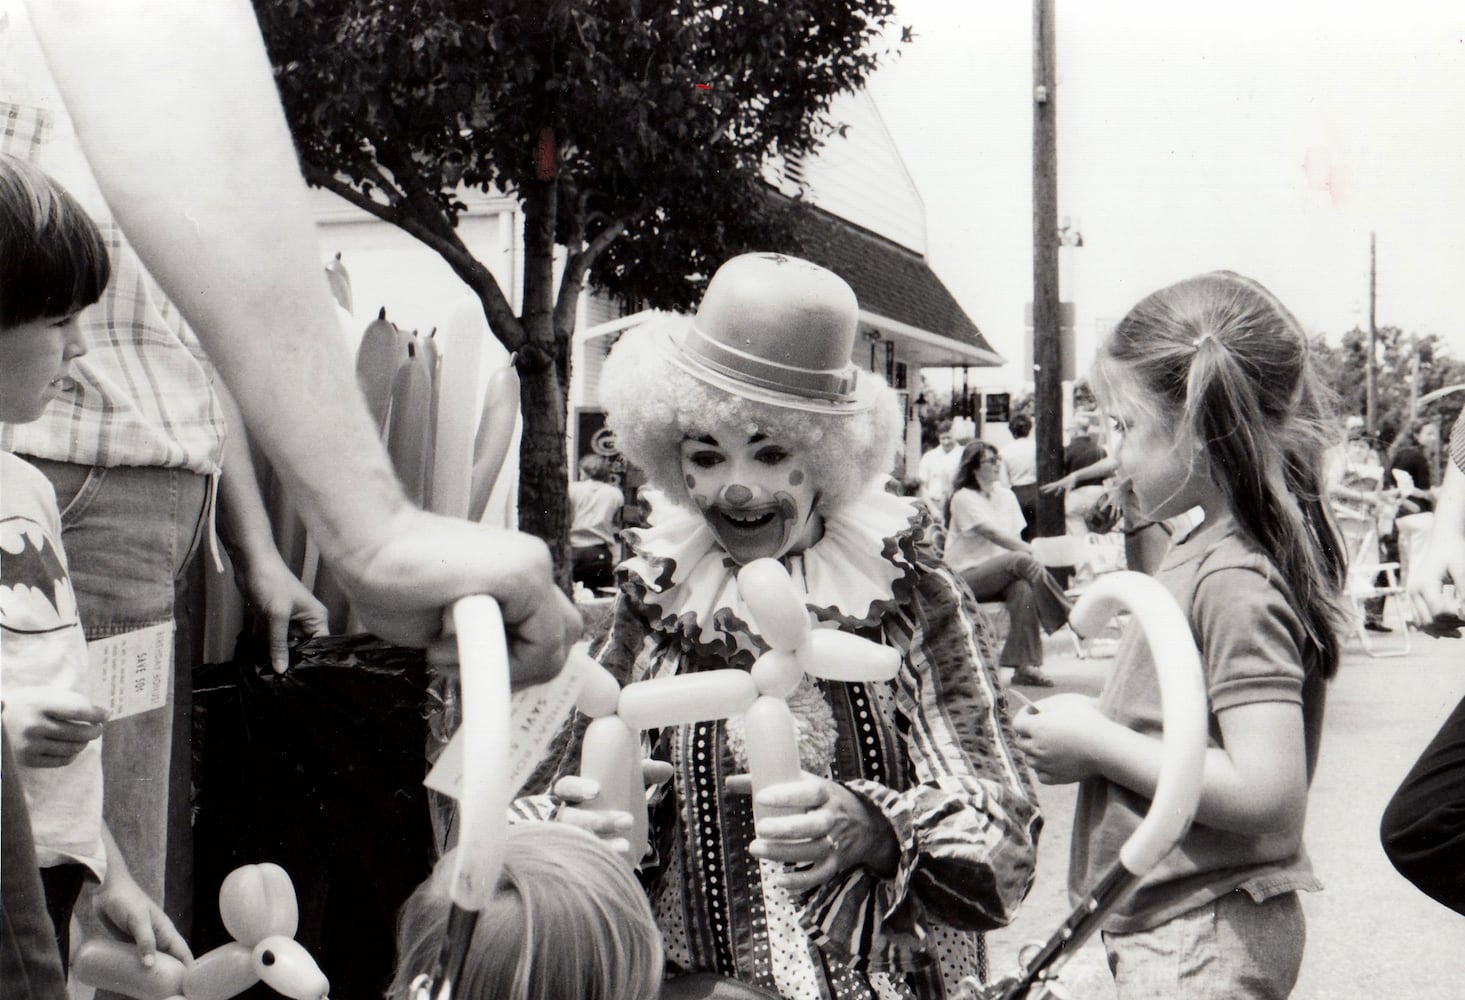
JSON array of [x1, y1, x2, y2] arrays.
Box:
[[986, 628, 1465, 998]]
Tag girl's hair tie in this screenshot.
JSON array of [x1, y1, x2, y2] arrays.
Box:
[[1193, 332, 1213, 348]]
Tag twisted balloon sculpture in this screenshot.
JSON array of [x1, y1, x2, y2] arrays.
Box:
[[73, 862, 329, 1000], [574, 556, 901, 864]]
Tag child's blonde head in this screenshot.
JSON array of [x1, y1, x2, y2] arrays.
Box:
[[0, 153, 109, 330], [600, 317, 902, 512], [1093, 270, 1347, 676], [389, 823, 662, 1000]]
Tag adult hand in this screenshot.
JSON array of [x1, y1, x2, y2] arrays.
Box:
[[239, 554, 331, 674], [0, 688, 106, 767], [94, 869, 194, 968], [1012, 694, 1106, 785], [1040, 474, 1074, 496], [348, 510, 581, 687], [730, 773, 899, 893], [1409, 526, 1465, 625]]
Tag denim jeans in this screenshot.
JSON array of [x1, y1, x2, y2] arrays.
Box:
[[1102, 890, 1305, 999], [21, 458, 208, 930], [959, 552, 1071, 667]]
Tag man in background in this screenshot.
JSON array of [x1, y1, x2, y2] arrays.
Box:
[[1001, 411, 1038, 541], [918, 420, 962, 519]]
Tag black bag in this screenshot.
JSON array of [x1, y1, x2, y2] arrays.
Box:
[[192, 635, 437, 1000]]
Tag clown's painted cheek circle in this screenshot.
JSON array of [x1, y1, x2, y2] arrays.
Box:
[[788, 469, 805, 487], [686, 474, 696, 490]]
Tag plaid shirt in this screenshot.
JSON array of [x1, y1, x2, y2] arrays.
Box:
[[1, 51, 225, 474]]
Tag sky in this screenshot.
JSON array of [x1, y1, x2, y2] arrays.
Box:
[[863, 0, 1465, 383]]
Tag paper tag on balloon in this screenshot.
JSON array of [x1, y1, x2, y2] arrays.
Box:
[[88, 623, 173, 721], [424, 663, 585, 801]]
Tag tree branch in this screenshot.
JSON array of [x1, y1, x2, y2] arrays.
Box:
[[301, 164, 402, 225], [553, 212, 632, 338]]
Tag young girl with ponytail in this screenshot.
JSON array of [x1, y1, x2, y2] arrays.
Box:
[[1014, 271, 1348, 998]]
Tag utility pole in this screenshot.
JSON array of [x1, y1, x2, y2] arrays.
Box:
[[1032, 0, 1064, 537], [1366, 232, 1377, 437]]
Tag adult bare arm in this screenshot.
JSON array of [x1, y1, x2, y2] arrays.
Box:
[[26, 0, 579, 678], [1409, 461, 1465, 623]]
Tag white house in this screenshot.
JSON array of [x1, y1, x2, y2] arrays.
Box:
[[309, 89, 1001, 505]]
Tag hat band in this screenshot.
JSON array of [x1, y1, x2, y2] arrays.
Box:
[[680, 321, 857, 402]]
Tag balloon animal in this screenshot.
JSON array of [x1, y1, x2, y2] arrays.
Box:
[[575, 557, 901, 865], [74, 862, 329, 1000]]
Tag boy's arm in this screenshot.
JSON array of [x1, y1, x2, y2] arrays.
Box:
[[94, 824, 193, 967], [0, 689, 105, 768]]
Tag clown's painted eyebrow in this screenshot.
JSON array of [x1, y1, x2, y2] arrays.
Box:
[[690, 434, 720, 446], [748, 433, 766, 444]]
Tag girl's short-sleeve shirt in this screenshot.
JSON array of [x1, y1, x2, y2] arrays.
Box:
[[1067, 512, 1324, 933]]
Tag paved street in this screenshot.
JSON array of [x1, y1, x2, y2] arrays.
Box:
[[985, 626, 1465, 999]]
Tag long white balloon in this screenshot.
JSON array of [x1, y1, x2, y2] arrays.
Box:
[[617, 669, 760, 732], [1068, 571, 1208, 876], [449, 596, 511, 910]]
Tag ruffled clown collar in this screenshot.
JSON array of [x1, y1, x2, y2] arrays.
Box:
[[617, 488, 929, 664]]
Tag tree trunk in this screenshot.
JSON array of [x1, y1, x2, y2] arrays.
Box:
[[517, 178, 572, 590]]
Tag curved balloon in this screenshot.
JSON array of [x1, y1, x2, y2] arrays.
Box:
[[448, 595, 512, 912], [1068, 571, 1207, 875], [572, 646, 624, 719]]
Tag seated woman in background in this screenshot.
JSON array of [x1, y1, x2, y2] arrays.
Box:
[[945, 441, 1072, 687], [569, 454, 626, 594]]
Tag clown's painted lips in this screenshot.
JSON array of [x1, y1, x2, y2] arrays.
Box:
[[705, 496, 799, 565]]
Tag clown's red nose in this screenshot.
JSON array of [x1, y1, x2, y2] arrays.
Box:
[[723, 484, 753, 506]]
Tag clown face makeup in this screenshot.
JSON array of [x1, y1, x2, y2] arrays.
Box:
[[679, 427, 822, 565]]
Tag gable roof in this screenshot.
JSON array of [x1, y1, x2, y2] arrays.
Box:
[[790, 202, 1004, 366]]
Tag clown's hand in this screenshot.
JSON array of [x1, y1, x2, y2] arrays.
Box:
[[550, 760, 670, 860], [730, 773, 898, 893]]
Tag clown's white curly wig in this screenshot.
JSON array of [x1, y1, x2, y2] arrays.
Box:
[[599, 317, 903, 513]]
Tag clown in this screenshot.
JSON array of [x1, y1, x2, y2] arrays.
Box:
[[530, 254, 1039, 999]]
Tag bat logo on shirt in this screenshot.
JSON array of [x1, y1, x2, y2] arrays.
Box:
[[0, 516, 75, 629]]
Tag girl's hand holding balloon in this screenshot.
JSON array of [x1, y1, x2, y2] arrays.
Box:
[[731, 773, 899, 892], [1012, 694, 1107, 785]]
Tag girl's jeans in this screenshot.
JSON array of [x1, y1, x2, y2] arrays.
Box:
[[24, 458, 208, 933], [1102, 890, 1305, 999]]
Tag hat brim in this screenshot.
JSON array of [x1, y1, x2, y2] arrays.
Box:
[[661, 320, 882, 415]]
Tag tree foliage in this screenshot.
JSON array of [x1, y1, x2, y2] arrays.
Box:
[[253, 0, 899, 573], [1313, 327, 1465, 457]]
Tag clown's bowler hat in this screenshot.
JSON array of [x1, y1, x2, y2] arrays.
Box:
[[666, 253, 879, 414]]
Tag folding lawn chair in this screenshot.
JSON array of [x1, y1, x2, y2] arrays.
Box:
[[1342, 502, 1412, 658]]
